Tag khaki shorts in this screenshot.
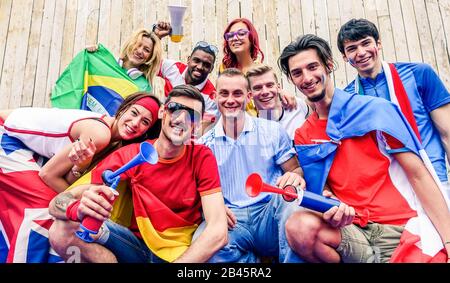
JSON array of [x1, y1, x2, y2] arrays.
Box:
[[336, 222, 404, 263]]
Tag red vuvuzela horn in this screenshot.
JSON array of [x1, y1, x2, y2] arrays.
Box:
[[245, 173, 342, 212], [245, 173, 298, 202]]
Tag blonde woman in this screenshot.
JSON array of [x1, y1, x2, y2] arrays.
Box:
[[51, 28, 164, 115], [87, 28, 163, 91], [117, 28, 163, 88]]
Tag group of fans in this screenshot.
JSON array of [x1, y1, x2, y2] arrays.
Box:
[[0, 16, 449, 263]]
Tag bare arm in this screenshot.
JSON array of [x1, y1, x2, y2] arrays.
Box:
[[395, 151, 450, 256], [280, 88, 297, 111], [430, 103, 450, 165], [39, 120, 110, 193], [153, 21, 172, 39], [39, 143, 80, 192], [173, 192, 228, 263], [49, 184, 115, 222], [277, 156, 305, 189], [48, 184, 90, 219]]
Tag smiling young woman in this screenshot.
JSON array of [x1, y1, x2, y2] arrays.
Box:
[[0, 92, 161, 193], [219, 18, 298, 116]]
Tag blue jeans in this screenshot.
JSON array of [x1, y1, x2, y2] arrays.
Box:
[[96, 220, 166, 263], [194, 194, 304, 263]]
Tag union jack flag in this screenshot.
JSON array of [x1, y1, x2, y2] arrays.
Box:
[[0, 122, 62, 263]]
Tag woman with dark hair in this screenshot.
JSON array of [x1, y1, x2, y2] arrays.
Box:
[[220, 18, 297, 115], [0, 92, 161, 192]]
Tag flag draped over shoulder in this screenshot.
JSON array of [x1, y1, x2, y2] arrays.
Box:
[[50, 44, 151, 116], [0, 122, 62, 263], [295, 89, 450, 262]]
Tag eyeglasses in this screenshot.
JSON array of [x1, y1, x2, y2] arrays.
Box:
[[224, 29, 250, 41], [195, 41, 219, 55], [164, 101, 202, 123]]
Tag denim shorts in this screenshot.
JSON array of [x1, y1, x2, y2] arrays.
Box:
[[95, 220, 166, 263], [336, 222, 404, 263]]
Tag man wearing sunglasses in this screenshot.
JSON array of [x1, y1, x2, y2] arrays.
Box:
[[198, 68, 305, 263], [48, 85, 228, 263], [154, 21, 218, 134]]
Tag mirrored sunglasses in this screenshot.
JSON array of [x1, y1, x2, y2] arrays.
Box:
[[164, 101, 202, 123]]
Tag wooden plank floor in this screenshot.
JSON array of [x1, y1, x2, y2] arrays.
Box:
[[1, 0, 449, 108]]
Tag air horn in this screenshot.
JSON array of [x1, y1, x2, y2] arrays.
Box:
[[245, 173, 340, 213], [76, 141, 158, 242]]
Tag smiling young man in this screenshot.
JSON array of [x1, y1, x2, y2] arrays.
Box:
[[338, 19, 450, 196], [278, 34, 450, 263], [246, 64, 310, 139], [198, 68, 305, 263], [154, 22, 219, 132], [48, 85, 227, 263]]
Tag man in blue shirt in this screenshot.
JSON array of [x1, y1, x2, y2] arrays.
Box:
[[337, 19, 450, 195], [198, 68, 305, 262]]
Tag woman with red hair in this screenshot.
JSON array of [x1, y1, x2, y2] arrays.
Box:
[[221, 18, 264, 74], [220, 18, 297, 115]]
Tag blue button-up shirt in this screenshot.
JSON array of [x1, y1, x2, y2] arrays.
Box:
[[199, 113, 296, 208]]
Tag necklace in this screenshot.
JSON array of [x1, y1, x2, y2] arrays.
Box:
[[277, 107, 285, 122]]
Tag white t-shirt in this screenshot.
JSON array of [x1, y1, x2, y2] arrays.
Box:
[[279, 97, 309, 140]]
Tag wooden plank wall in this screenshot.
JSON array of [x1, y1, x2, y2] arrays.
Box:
[[1, 0, 449, 108]]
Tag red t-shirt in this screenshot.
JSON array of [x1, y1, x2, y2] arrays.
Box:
[[295, 113, 417, 225], [91, 140, 221, 238]]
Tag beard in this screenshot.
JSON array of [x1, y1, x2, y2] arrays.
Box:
[[308, 89, 326, 103], [307, 74, 327, 103], [187, 69, 207, 85]]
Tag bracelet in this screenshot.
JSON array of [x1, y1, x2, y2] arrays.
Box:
[[65, 200, 81, 222], [444, 241, 450, 246]]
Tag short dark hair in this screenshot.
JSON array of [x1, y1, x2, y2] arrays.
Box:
[[278, 34, 335, 79], [337, 18, 380, 54], [217, 68, 249, 90], [166, 85, 205, 116], [191, 45, 216, 63]]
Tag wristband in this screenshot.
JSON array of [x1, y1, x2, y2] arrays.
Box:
[[65, 200, 81, 222]]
